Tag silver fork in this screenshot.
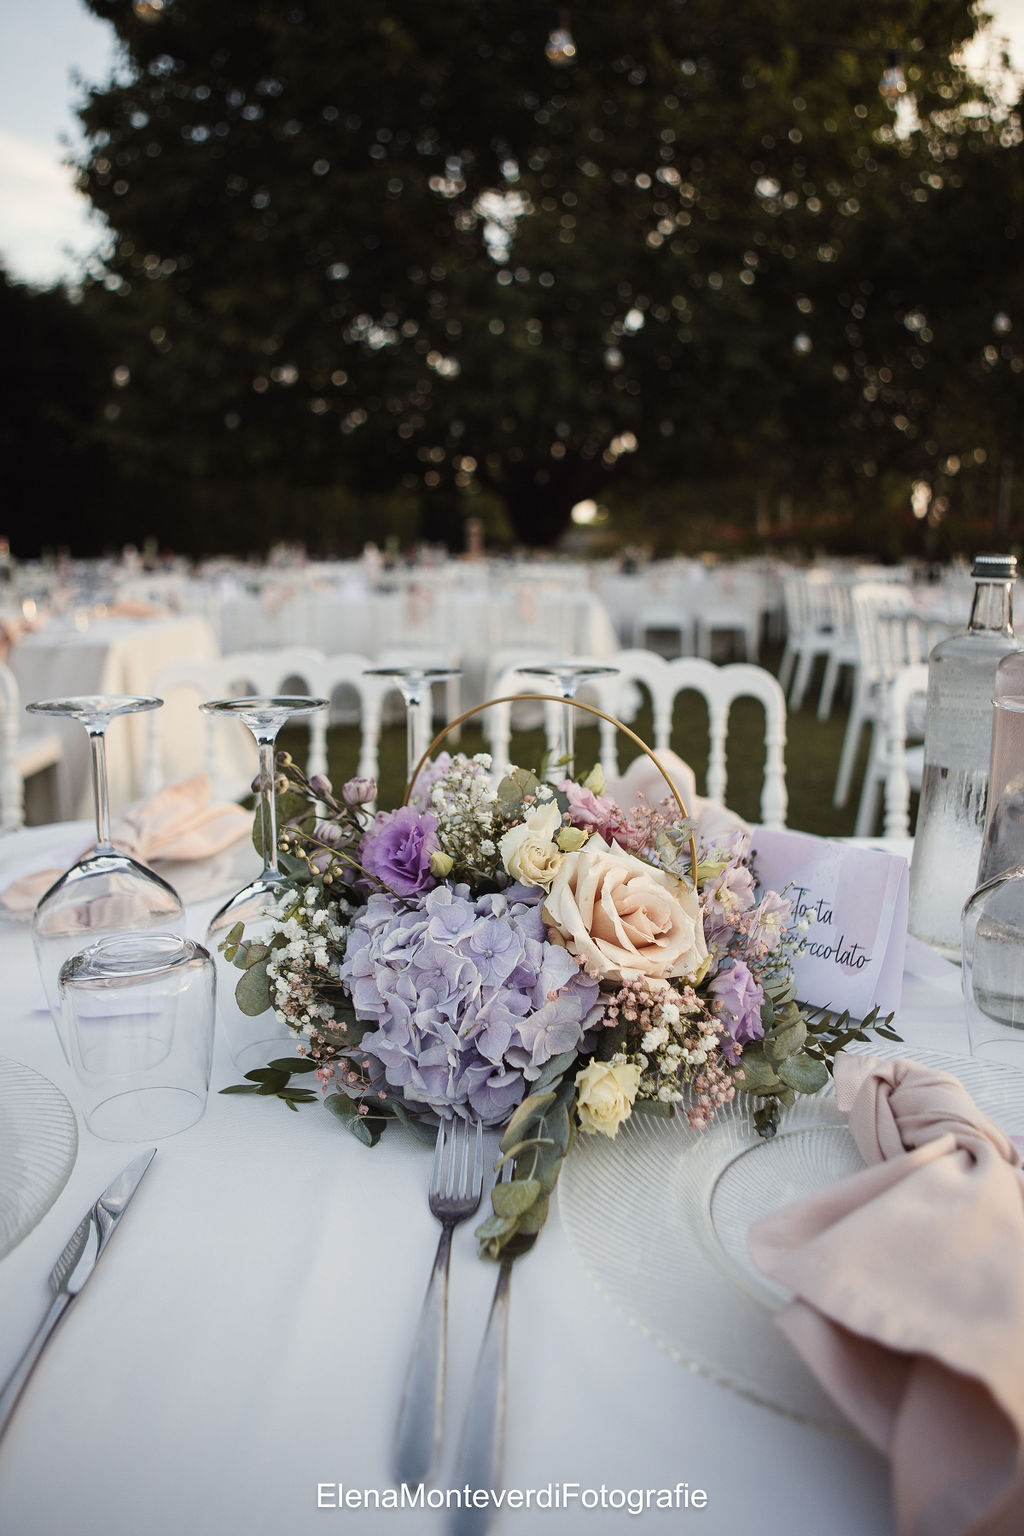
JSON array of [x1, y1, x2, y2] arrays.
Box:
[[393, 1115, 484, 1487], [449, 1161, 530, 1536]]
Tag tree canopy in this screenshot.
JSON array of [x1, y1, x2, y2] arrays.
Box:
[[65, 0, 1024, 554]]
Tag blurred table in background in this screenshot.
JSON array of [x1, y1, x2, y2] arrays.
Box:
[[8, 615, 219, 820]]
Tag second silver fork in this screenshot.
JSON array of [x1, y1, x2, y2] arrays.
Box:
[[393, 1115, 484, 1487]]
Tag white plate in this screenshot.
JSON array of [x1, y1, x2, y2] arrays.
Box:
[[0, 821, 261, 919], [0, 1057, 78, 1260], [559, 1045, 1024, 1427]]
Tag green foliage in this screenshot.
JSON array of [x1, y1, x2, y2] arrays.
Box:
[[735, 997, 900, 1136], [65, 0, 1024, 554], [477, 1058, 578, 1263], [219, 1056, 319, 1110]]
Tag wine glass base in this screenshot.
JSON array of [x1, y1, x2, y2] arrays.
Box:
[[85, 1085, 207, 1141]]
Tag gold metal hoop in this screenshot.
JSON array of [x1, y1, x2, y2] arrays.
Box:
[[402, 692, 699, 884]]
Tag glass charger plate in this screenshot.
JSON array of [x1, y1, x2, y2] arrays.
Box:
[[0, 1057, 78, 1260], [0, 821, 260, 920], [559, 1045, 1024, 1428]]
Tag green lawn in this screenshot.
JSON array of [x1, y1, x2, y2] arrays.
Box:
[[280, 645, 885, 837]]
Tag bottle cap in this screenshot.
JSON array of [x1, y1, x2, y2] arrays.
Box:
[[972, 554, 1017, 580]]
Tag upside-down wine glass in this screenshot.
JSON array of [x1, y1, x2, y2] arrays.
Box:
[[515, 664, 620, 777], [202, 695, 328, 1073], [28, 694, 184, 1058], [362, 666, 461, 788]]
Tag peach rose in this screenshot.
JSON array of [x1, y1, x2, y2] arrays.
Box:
[[542, 835, 708, 984]]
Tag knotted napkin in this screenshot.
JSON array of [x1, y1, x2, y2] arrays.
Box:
[[0, 773, 250, 913], [749, 1053, 1024, 1536]]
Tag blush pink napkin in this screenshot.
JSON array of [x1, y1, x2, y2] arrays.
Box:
[[749, 1053, 1024, 1536], [1, 774, 250, 913]]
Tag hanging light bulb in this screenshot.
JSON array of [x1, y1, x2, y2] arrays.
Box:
[[878, 49, 906, 109], [545, 9, 577, 66], [133, 0, 166, 19]]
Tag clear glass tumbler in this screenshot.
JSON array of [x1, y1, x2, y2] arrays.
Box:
[[962, 865, 1024, 1065], [59, 933, 215, 1140]]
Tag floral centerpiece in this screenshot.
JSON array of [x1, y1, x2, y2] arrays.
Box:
[[224, 723, 895, 1262]]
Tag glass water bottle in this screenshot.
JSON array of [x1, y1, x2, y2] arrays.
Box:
[[908, 554, 1023, 962]]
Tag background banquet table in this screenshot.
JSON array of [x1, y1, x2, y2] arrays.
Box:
[[7, 614, 220, 820], [0, 835, 971, 1536]]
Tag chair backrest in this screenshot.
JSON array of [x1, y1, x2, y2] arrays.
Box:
[[849, 582, 921, 685], [581, 649, 788, 828], [781, 568, 834, 638], [882, 662, 929, 838], [311, 653, 388, 790], [145, 647, 328, 801], [484, 667, 565, 780]]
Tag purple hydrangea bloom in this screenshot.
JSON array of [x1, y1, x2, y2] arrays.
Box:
[[707, 958, 764, 1047], [338, 883, 601, 1125], [360, 805, 439, 897]]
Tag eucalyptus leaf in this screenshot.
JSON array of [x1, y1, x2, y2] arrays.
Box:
[[390, 1101, 438, 1143], [529, 1050, 578, 1099], [475, 1212, 517, 1243], [766, 1018, 808, 1062], [494, 1135, 558, 1166], [324, 1092, 357, 1120], [235, 962, 272, 1017], [491, 1178, 542, 1218], [777, 1054, 830, 1093], [632, 1098, 676, 1117], [268, 1056, 317, 1074], [511, 1194, 550, 1237], [501, 1090, 556, 1147], [346, 1116, 377, 1147], [733, 1053, 782, 1093]]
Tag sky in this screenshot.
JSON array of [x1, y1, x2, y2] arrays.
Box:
[[1, 0, 1024, 288]]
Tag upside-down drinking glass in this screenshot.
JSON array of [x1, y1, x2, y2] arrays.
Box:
[[201, 695, 328, 1073], [515, 664, 620, 777], [362, 666, 461, 789], [29, 695, 185, 1058]]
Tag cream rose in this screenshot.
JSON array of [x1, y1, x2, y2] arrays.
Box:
[[574, 1060, 641, 1137], [499, 799, 564, 890], [543, 835, 707, 983]]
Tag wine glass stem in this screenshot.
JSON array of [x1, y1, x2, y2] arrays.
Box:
[[89, 726, 114, 852], [403, 689, 426, 785], [562, 698, 575, 776], [256, 736, 281, 878]]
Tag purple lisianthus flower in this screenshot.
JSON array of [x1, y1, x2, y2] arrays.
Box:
[[707, 958, 764, 1047], [360, 805, 439, 897]]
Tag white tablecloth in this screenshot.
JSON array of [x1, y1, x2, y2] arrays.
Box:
[[8, 616, 220, 820], [0, 848, 972, 1536]]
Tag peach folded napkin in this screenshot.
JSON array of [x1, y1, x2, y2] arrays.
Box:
[[607, 748, 749, 842], [1, 774, 251, 913], [749, 1053, 1024, 1536]]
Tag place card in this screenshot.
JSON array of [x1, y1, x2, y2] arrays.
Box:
[[749, 827, 909, 1018]]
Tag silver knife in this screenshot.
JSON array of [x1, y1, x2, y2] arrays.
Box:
[[0, 1148, 156, 1445]]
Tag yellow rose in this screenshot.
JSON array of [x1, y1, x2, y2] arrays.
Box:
[[499, 799, 564, 890], [575, 1060, 641, 1137], [543, 835, 707, 984]]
